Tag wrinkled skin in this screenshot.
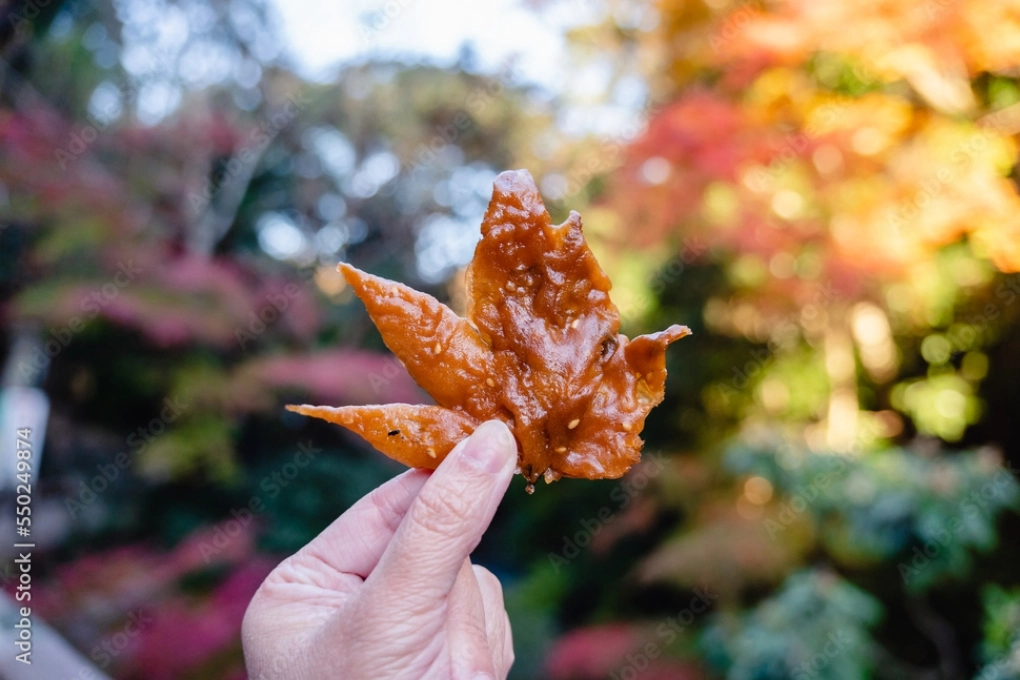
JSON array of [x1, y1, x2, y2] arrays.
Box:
[[289, 169, 690, 490], [242, 421, 518, 680]]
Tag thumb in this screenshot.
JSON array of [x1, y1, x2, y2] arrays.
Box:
[[364, 420, 517, 602]]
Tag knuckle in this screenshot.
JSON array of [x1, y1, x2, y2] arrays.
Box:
[[410, 487, 475, 538], [367, 487, 408, 533]]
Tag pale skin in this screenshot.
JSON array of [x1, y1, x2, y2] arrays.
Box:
[[242, 420, 518, 680]]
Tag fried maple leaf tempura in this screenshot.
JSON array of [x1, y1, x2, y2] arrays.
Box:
[[288, 169, 690, 492]]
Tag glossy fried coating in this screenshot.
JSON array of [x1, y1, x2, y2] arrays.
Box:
[[285, 404, 476, 469], [288, 169, 690, 491]]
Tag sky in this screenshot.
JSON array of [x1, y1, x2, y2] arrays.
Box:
[[266, 0, 591, 91], [257, 0, 648, 277], [70, 0, 644, 135], [69, 0, 647, 274], [265, 0, 649, 138]]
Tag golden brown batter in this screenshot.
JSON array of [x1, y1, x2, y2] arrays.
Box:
[[288, 170, 690, 491]]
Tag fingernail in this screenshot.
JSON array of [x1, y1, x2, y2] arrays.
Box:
[[472, 674, 495, 680], [463, 421, 515, 474]]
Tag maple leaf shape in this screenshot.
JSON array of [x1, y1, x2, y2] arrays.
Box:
[[288, 170, 690, 492]]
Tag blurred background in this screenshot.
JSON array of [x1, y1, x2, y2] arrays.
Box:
[[2, 0, 1020, 678]]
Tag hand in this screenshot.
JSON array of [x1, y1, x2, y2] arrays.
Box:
[[242, 420, 518, 680]]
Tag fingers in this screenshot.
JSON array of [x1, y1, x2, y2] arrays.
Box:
[[296, 468, 431, 579], [473, 565, 514, 679], [365, 420, 517, 604], [448, 560, 497, 680]]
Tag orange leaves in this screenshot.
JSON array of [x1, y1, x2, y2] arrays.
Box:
[[627, 0, 1020, 284]]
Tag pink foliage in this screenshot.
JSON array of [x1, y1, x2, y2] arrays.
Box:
[[123, 560, 274, 679], [1, 110, 324, 349], [545, 624, 642, 679], [638, 661, 705, 680], [546, 624, 705, 680], [253, 277, 320, 340], [251, 349, 426, 406], [24, 520, 276, 679], [28, 521, 260, 623]]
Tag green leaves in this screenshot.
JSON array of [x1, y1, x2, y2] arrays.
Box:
[[702, 569, 882, 680], [979, 586, 1020, 679], [726, 443, 1020, 591]]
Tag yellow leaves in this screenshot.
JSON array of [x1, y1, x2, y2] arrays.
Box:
[[908, 117, 1017, 177], [921, 334, 953, 364], [745, 68, 817, 116], [604, 252, 666, 325], [812, 92, 914, 143], [961, 351, 990, 381], [813, 111, 1020, 275], [851, 303, 898, 383], [312, 264, 349, 299], [700, 181, 740, 227], [892, 373, 982, 442], [695, 0, 1020, 86], [770, 189, 806, 220], [594, 0, 1020, 457], [957, 0, 1020, 73], [728, 255, 769, 290], [895, 47, 976, 114], [972, 224, 1020, 273]]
